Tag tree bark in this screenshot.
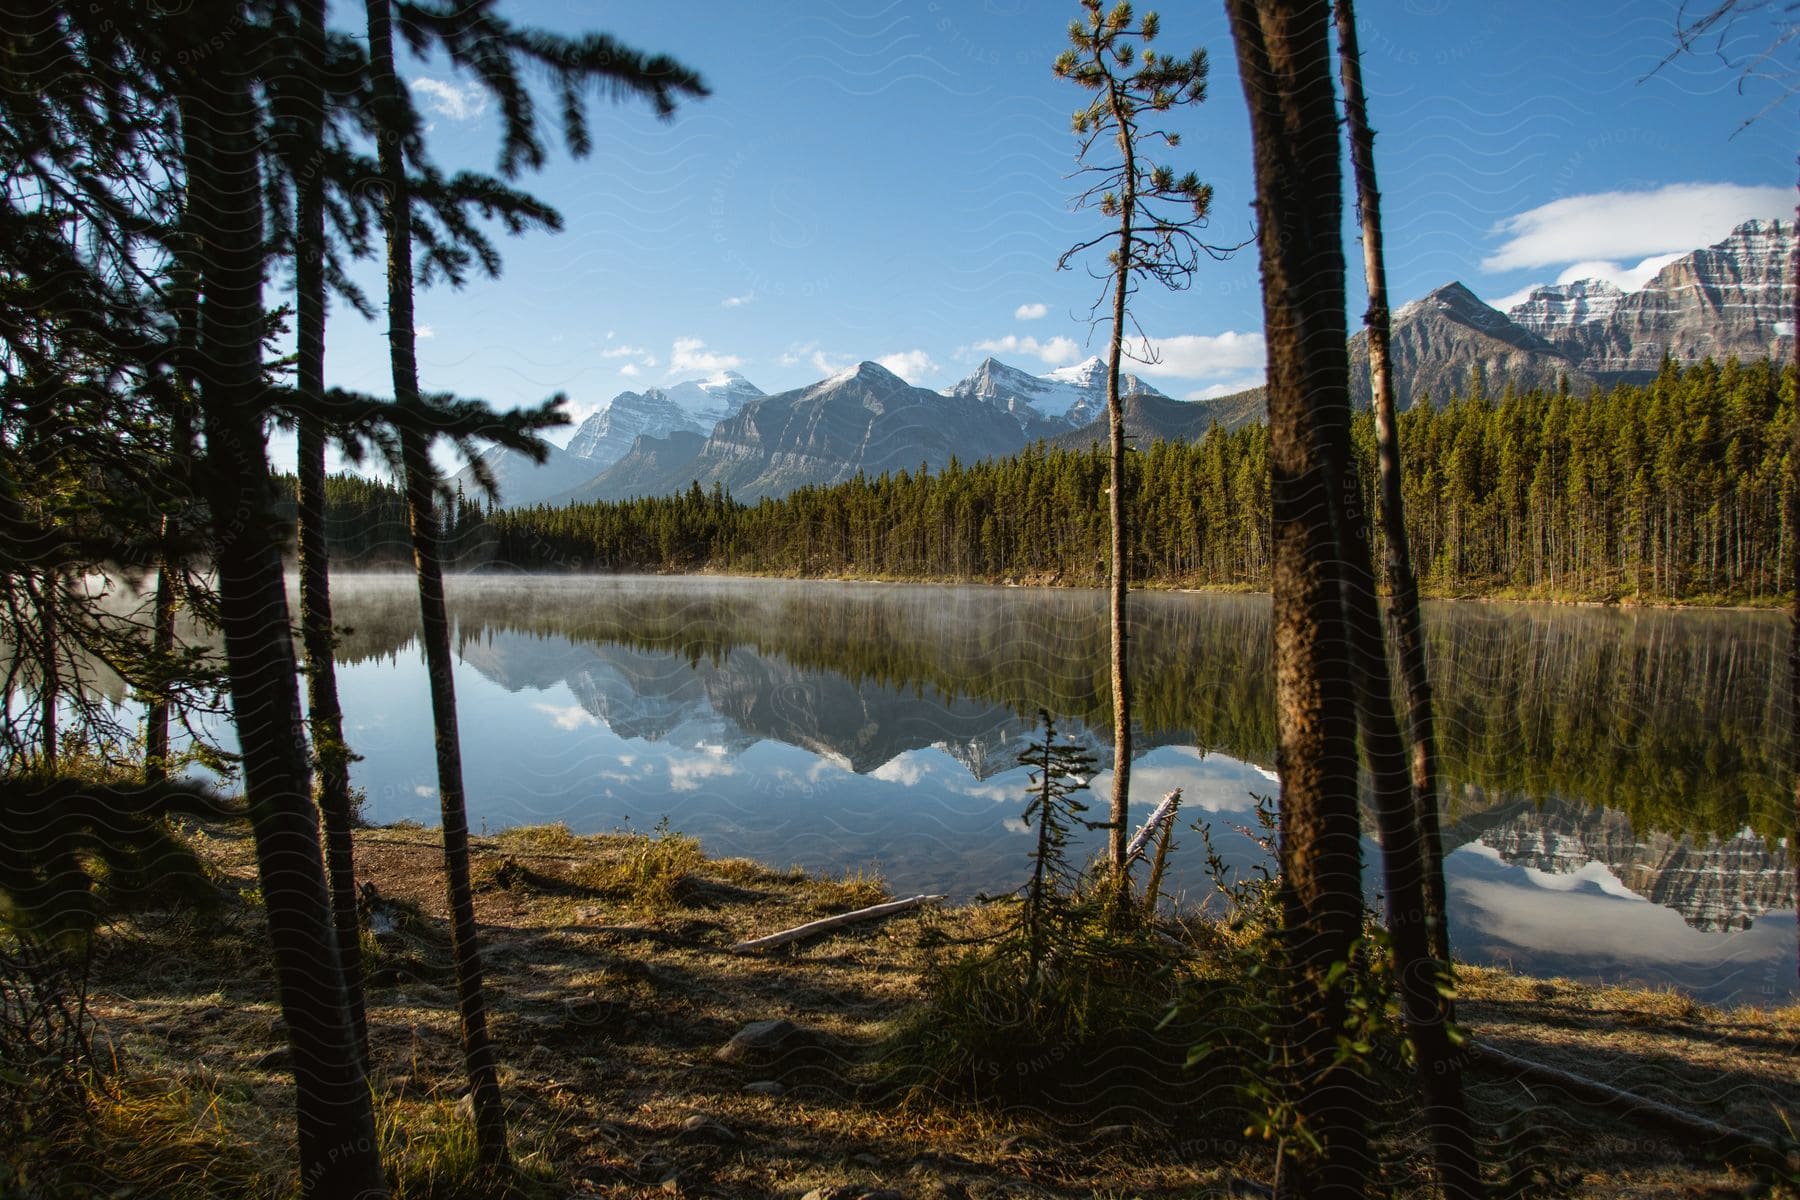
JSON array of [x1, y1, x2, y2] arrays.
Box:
[[1332, 0, 1451, 969], [1330, 5, 1481, 1195], [183, 41, 388, 1199], [295, 0, 369, 1071], [366, 0, 510, 1164], [144, 524, 175, 785], [1225, 2, 1369, 1194], [1104, 78, 1138, 875], [39, 570, 56, 770]]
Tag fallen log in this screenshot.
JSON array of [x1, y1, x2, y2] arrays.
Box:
[[1468, 1040, 1786, 1165], [1124, 789, 1183, 863], [730, 894, 944, 954]]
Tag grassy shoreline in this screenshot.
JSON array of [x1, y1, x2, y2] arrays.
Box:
[[20, 817, 1797, 1198]]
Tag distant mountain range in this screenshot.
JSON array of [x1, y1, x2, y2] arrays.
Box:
[[1338, 217, 1796, 411], [458, 217, 1795, 507], [457, 354, 1178, 507]]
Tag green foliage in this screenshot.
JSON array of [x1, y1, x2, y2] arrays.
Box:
[[0, 765, 228, 942], [883, 717, 1248, 1127], [464, 358, 1797, 607], [1017, 711, 1101, 972], [1186, 797, 1411, 1165], [570, 819, 705, 911], [1054, 1, 1217, 288]]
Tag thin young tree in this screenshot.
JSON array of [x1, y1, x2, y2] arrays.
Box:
[[286, 0, 371, 1070], [1333, 0, 1451, 969], [361, 0, 708, 1162], [1055, 1, 1216, 874], [1225, 0, 1370, 1194], [177, 9, 391, 1192], [364, 0, 511, 1162], [1332, 3, 1481, 1195]]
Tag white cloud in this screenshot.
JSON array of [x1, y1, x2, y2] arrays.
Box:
[[871, 755, 930, 786], [618, 363, 640, 377], [531, 702, 597, 731], [876, 349, 939, 384], [1553, 252, 1686, 292], [667, 753, 739, 792], [1184, 374, 1264, 400], [601, 344, 645, 359], [1130, 331, 1267, 380], [1482, 182, 1789, 272], [813, 350, 853, 376], [1014, 302, 1049, 320], [969, 334, 1083, 366], [669, 337, 743, 374], [1486, 248, 1690, 312], [414, 323, 435, 340], [1485, 283, 1547, 312], [409, 77, 490, 123], [722, 293, 754, 308]]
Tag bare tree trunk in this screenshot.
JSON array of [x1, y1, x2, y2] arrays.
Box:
[[1104, 80, 1138, 875], [1226, 2, 1369, 1194], [1106, 221, 1134, 873], [366, 0, 510, 1164], [1332, 0, 1450, 969], [183, 50, 389, 1199], [39, 570, 56, 770], [295, 0, 369, 1071], [1330, 7, 1482, 1194], [144, 524, 175, 784]]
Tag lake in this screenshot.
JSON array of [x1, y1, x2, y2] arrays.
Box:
[[314, 575, 1795, 1005]]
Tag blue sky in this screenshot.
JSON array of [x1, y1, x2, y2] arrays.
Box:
[[311, 0, 1796, 445]]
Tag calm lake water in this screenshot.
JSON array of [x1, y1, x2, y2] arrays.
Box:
[[311, 575, 1795, 1005]]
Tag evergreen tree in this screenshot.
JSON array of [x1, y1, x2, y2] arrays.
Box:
[[1055, 1, 1218, 873], [1018, 711, 1100, 977]]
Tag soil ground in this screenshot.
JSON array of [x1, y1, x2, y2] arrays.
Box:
[[63, 819, 1800, 1199]]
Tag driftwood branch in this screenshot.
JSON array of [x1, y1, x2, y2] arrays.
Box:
[[730, 894, 944, 955], [1468, 1041, 1785, 1164], [1124, 789, 1183, 862]]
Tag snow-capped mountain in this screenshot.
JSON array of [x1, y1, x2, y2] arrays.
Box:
[[1506, 278, 1627, 335], [1505, 217, 1795, 382], [943, 355, 1171, 428], [564, 371, 765, 470], [453, 371, 765, 508], [564, 360, 1029, 504], [1347, 281, 1593, 410]]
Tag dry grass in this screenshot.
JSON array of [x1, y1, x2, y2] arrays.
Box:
[[13, 819, 1796, 1200]]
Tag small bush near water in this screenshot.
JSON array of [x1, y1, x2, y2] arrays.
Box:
[[881, 717, 1407, 1148]]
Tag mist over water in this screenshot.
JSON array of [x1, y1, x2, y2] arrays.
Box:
[[313, 574, 1797, 1004]]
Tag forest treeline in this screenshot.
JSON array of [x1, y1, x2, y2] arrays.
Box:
[[325, 357, 1795, 604]]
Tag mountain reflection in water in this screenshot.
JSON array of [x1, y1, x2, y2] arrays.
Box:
[[322, 574, 1795, 1005]]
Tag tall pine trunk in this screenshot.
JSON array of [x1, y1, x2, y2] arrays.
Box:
[[294, 0, 370, 1070], [183, 40, 388, 1199], [1225, 2, 1368, 1194], [1329, 6, 1481, 1194], [38, 570, 56, 769], [144, 525, 175, 784], [1333, 2, 1450, 964], [365, 0, 510, 1164], [1104, 124, 1136, 874]]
